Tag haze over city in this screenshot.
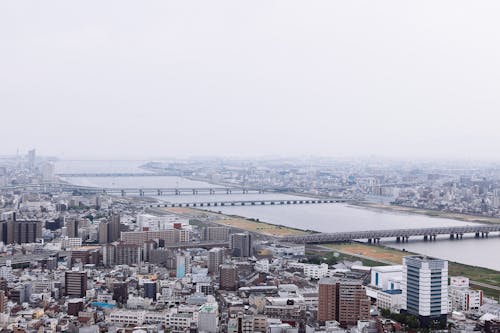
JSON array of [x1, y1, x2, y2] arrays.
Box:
[[2, 1, 500, 159], [1, 2, 500, 332]]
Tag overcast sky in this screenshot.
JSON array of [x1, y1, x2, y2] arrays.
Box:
[[1, 1, 499, 160]]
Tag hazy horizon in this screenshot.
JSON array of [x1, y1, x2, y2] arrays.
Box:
[[2, 1, 500, 160]]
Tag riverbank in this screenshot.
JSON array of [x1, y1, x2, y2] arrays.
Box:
[[355, 202, 500, 224], [324, 242, 500, 298], [165, 206, 500, 297], [163, 207, 310, 237]]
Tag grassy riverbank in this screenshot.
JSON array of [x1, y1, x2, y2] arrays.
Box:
[[165, 206, 500, 298], [164, 207, 309, 237], [325, 242, 500, 299]]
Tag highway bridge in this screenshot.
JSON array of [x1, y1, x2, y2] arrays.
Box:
[[146, 198, 345, 208], [57, 172, 168, 177], [280, 225, 500, 244], [0, 183, 267, 196]]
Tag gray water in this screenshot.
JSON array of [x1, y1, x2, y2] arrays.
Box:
[[58, 160, 500, 271], [214, 204, 500, 271]]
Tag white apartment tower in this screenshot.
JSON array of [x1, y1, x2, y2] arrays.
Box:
[[402, 256, 448, 327]]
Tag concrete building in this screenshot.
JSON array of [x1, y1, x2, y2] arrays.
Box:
[[303, 263, 329, 280], [0, 220, 43, 244], [204, 226, 230, 241], [220, 264, 238, 291], [198, 303, 219, 333], [108, 214, 121, 243], [370, 265, 402, 290], [401, 256, 448, 327], [98, 221, 109, 244], [449, 276, 483, 312], [317, 277, 370, 327], [208, 248, 224, 273], [65, 271, 88, 298], [230, 233, 252, 257]]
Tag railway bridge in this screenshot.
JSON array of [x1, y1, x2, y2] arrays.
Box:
[[280, 225, 500, 244], [146, 198, 346, 208]]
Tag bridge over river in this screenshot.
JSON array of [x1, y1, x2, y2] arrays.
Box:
[[146, 198, 346, 208], [280, 225, 500, 244]]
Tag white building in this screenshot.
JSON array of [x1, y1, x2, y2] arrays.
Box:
[[255, 259, 270, 273], [449, 276, 483, 312], [61, 237, 83, 249], [198, 302, 219, 333], [401, 256, 448, 325], [370, 265, 402, 290], [136, 213, 189, 231], [303, 263, 328, 280], [376, 289, 403, 312]]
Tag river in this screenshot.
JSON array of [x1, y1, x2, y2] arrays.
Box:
[[56, 160, 500, 271]]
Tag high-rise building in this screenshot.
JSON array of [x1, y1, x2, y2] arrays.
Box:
[[219, 264, 238, 291], [317, 277, 370, 327], [402, 256, 448, 327], [65, 271, 88, 298], [109, 214, 121, 243], [230, 233, 252, 257], [112, 282, 129, 305], [66, 219, 79, 238], [143, 281, 157, 301], [176, 253, 191, 279], [0, 220, 43, 244], [208, 248, 224, 273], [204, 226, 230, 241], [98, 221, 109, 244], [0, 290, 7, 313], [115, 243, 141, 266], [41, 162, 55, 182]]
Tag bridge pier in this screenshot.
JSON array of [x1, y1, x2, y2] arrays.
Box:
[[396, 237, 400, 243], [475, 232, 480, 238], [424, 235, 428, 241], [121, 190, 126, 196], [450, 234, 455, 239], [157, 189, 162, 196], [175, 189, 180, 195]]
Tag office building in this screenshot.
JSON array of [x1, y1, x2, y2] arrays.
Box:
[[230, 233, 252, 257], [219, 264, 238, 291], [143, 281, 157, 301], [113, 282, 129, 305], [317, 277, 370, 327], [208, 248, 224, 273], [401, 256, 448, 327], [65, 271, 88, 298]]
